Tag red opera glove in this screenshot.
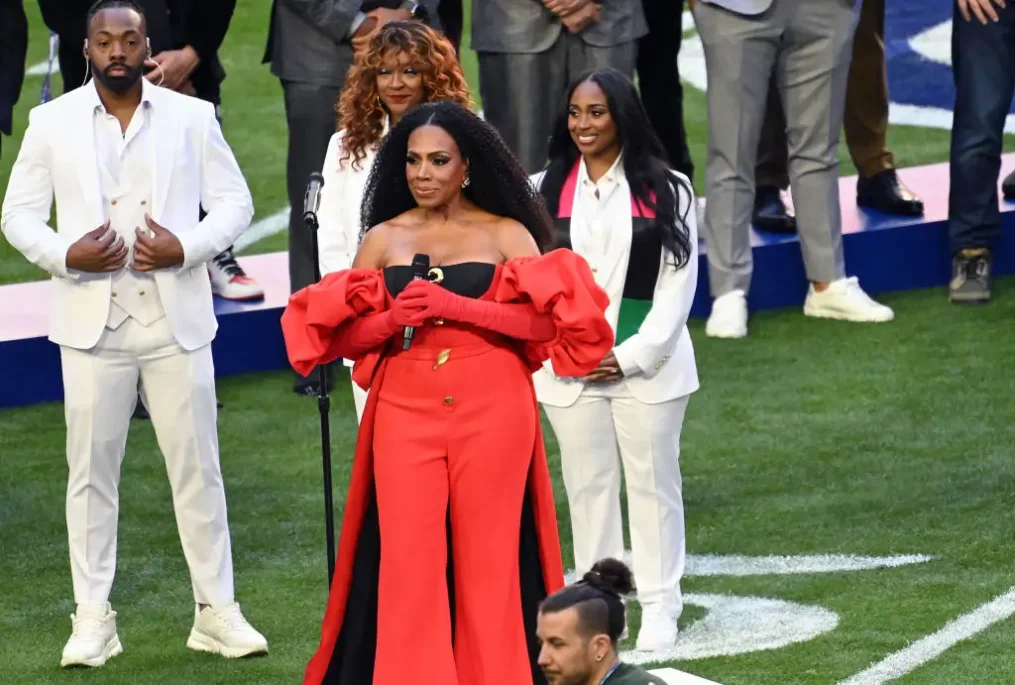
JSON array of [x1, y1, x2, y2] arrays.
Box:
[[396, 279, 557, 341], [334, 295, 429, 359]]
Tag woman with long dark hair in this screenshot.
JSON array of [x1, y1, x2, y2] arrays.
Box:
[[281, 101, 614, 684], [316, 21, 471, 418], [531, 68, 699, 652]]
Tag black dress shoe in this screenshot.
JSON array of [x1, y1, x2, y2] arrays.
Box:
[[752, 185, 797, 233], [857, 169, 924, 216], [1003, 169, 1015, 200]]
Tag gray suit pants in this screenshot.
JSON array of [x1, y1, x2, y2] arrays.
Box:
[[693, 0, 857, 296], [478, 34, 638, 174]]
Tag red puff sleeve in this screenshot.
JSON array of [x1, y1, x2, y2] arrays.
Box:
[[494, 248, 614, 376], [280, 269, 388, 378]]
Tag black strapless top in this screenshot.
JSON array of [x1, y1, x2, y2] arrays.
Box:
[[383, 262, 496, 299]]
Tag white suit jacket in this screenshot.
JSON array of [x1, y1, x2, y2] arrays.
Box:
[[1, 79, 253, 352], [529, 162, 700, 407], [317, 123, 387, 277]]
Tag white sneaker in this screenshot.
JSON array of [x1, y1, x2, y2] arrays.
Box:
[[635, 604, 678, 652], [60, 603, 123, 668], [186, 602, 268, 658], [705, 289, 748, 338], [208, 248, 265, 301], [803, 277, 894, 323]]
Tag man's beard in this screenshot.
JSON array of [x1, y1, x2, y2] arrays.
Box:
[[90, 60, 143, 94]]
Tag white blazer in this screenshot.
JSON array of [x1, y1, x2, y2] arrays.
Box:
[[529, 159, 700, 407], [317, 122, 388, 277], [317, 125, 387, 371], [1, 80, 253, 352]]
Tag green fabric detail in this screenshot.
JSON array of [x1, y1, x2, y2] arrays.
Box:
[[616, 297, 652, 345]]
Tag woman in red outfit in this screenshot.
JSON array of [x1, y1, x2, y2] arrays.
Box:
[[281, 101, 615, 685]]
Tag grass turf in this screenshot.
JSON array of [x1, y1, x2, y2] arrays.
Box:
[[2, 279, 1014, 684]]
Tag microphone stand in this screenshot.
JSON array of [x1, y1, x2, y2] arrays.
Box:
[[305, 205, 336, 585]]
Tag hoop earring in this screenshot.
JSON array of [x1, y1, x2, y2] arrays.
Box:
[[145, 58, 165, 87]]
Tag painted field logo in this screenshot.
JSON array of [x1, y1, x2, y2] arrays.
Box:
[[679, 4, 1015, 134], [565, 552, 932, 664], [572, 552, 1015, 685]]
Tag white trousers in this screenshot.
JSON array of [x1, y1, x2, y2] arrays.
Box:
[[60, 316, 234, 606], [351, 374, 367, 423], [543, 384, 690, 617]]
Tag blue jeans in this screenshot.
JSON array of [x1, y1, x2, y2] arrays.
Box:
[[948, 3, 1015, 254]]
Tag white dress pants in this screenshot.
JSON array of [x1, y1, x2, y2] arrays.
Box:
[[543, 382, 690, 618], [351, 374, 367, 423], [60, 316, 234, 606]]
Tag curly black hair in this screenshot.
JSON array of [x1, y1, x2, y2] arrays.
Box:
[[87, 0, 146, 28], [538, 68, 694, 270], [360, 101, 554, 250]]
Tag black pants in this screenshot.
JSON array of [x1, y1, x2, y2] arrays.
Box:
[[948, 3, 1015, 254], [437, 0, 463, 55], [636, 0, 693, 180], [281, 80, 343, 295]]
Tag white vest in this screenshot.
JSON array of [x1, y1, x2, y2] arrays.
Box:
[[93, 102, 166, 329]]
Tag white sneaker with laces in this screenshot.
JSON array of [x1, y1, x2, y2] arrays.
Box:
[[208, 248, 265, 301], [705, 289, 748, 339], [186, 602, 268, 659], [635, 603, 679, 652], [803, 277, 894, 322], [60, 603, 123, 668]]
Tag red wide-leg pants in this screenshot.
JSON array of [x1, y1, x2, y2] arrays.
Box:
[[371, 333, 537, 685]]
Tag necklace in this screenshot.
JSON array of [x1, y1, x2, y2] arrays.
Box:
[[599, 661, 621, 684]]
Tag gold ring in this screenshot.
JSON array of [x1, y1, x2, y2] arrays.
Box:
[[427, 267, 444, 284]]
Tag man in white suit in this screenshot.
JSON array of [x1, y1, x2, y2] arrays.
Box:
[[1, 0, 267, 668]]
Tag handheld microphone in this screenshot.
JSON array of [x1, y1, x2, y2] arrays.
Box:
[[302, 172, 325, 226], [403, 253, 430, 350]]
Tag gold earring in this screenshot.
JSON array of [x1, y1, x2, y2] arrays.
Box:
[[596, 654, 603, 662]]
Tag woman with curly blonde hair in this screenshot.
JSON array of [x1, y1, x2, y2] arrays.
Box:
[[316, 20, 472, 419]]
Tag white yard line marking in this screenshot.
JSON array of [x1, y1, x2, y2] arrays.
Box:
[[564, 552, 933, 584], [234, 207, 291, 252], [26, 59, 56, 77], [838, 588, 1015, 685]]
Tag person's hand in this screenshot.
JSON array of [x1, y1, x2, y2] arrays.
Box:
[[543, 0, 591, 18], [388, 283, 432, 327], [584, 351, 623, 383], [179, 79, 197, 97], [66, 221, 128, 273], [351, 7, 413, 54], [957, 0, 1005, 23], [397, 279, 460, 320], [145, 46, 200, 91], [560, 2, 601, 33], [130, 214, 184, 271]]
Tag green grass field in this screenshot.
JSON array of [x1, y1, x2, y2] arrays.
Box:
[[2, 3, 1015, 684]]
